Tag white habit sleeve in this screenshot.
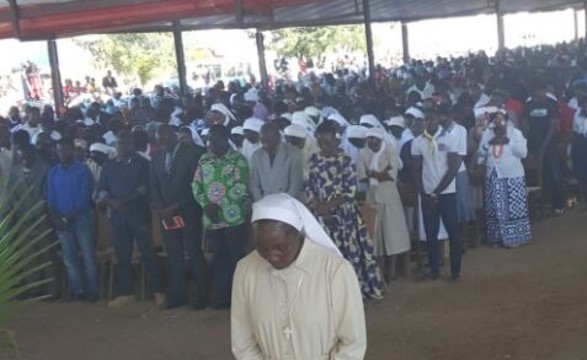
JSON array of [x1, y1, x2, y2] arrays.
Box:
[[231, 263, 263, 360], [330, 261, 367, 360]]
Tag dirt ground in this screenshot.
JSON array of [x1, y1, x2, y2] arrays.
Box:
[[3, 210, 587, 360]]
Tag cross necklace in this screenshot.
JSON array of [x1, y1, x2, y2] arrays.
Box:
[[282, 274, 304, 341]]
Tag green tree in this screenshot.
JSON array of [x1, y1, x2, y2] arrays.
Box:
[[75, 33, 175, 86], [268, 25, 366, 65]]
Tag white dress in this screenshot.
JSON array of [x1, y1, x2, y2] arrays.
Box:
[[231, 240, 367, 360], [357, 146, 411, 256]]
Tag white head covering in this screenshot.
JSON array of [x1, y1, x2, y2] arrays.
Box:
[[366, 127, 386, 140], [280, 113, 293, 123], [243, 117, 265, 133], [211, 103, 236, 126], [252, 193, 342, 257], [474, 106, 502, 119], [231, 126, 244, 136], [244, 88, 260, 102], [304, 106, 320, 118], [89, 142, 116, 159], [385, 116, 406, 128], [359, 114, 382, 129], [328, 112, 350, 128], [405, 107, 425, 119], [292, 111, 316, 133], [346, 125, 368, 139], [284, 124, 307, 139]]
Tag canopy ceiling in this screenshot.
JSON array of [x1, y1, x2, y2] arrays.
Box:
[[0, 0, 583, 40]]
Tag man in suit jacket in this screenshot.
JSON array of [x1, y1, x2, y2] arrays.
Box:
[[150, 124, 207, 309], [249, 122, 304, 202]]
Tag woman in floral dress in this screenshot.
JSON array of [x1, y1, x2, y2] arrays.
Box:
[[306, 120, 383, 300]]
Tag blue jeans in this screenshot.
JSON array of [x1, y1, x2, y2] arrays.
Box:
[[207, 224, 246, 306], [162, 206, 208, 306], [110, 211, 163, 296], [421, 193, 462, 277], [56, 211, 99, 296]]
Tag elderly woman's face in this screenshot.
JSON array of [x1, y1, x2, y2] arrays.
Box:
[[254, 220, 303, 270]]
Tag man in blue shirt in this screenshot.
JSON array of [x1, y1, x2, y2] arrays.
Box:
[[97, 130, 165, 308], [47, 138, 98, 301]]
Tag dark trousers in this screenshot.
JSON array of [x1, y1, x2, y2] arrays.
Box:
[[110, 211, 163, 296], [207, 224, 246, 306], [542, 148, 565, 210], [162, 206, 207, 306], [421, 193, 461, 277]]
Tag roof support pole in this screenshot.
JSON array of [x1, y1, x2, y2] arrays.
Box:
[[172, 20, 188, 99], [362, 0, 375, 84], [495, 0, 505, 50], [47, 39, 64, 115], [574, 8, 579, 40], [401, 22, 410, 64], [255, 29, 269, 89], [585, 2, 587, 38]]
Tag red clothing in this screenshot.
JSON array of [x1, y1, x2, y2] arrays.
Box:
[[505, 98, 524, 126], [558, 100, 574, 135]]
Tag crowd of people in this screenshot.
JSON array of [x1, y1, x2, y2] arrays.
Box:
[[0, 39, 586, 321]]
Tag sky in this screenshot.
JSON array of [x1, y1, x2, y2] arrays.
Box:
[[0, 8, 584, 81]]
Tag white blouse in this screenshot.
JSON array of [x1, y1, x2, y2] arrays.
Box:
[[573, 109, 587, 136], [478, 127, 527, 179]]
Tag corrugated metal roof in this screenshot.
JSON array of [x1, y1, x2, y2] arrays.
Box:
[[0, 0, 582, 40]]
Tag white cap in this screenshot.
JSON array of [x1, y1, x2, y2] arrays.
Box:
[[284, 124, 307, 139], [243, 117, 265, 133], [385, 116, 406, 128], [359, 114, 382, 129], [231, 126, 244, 136], [346, 125, 368, 139], [244, 88, 260, 102], [405, 107, 425, 119], [252, 193, 342, 258]]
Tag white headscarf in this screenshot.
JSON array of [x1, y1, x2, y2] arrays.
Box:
[[244, 88, 260, 103], [385, 115, 406, 128], [211, 103, 236, 126], [328, 112, 350, 128], [231, 126, 244, 136], [251, 193, 342, 257], [366, 127, 387, 187], [359, 114, 382, 129], [243, 117, 265, 133], [346, 125, 368, 139], [405, 107, 425, 119], [284, 124, 307, 139]]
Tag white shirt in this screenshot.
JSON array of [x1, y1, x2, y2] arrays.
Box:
[[478, 127, 527, 179], [411, 128, 459, 195], [407, 82, 435, 100], [573, 109, 587, 136], [20, 123, 40, 140], [445, 122, 468, 173], [397, 129, 414, 154]]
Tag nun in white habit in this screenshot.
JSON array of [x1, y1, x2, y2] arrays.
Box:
[[357, 128, 410, 280], [241, 117, 264, 163], [231, 193, 367, 360]]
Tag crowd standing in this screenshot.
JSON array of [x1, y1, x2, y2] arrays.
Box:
[[1, 39, 587, 358]]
